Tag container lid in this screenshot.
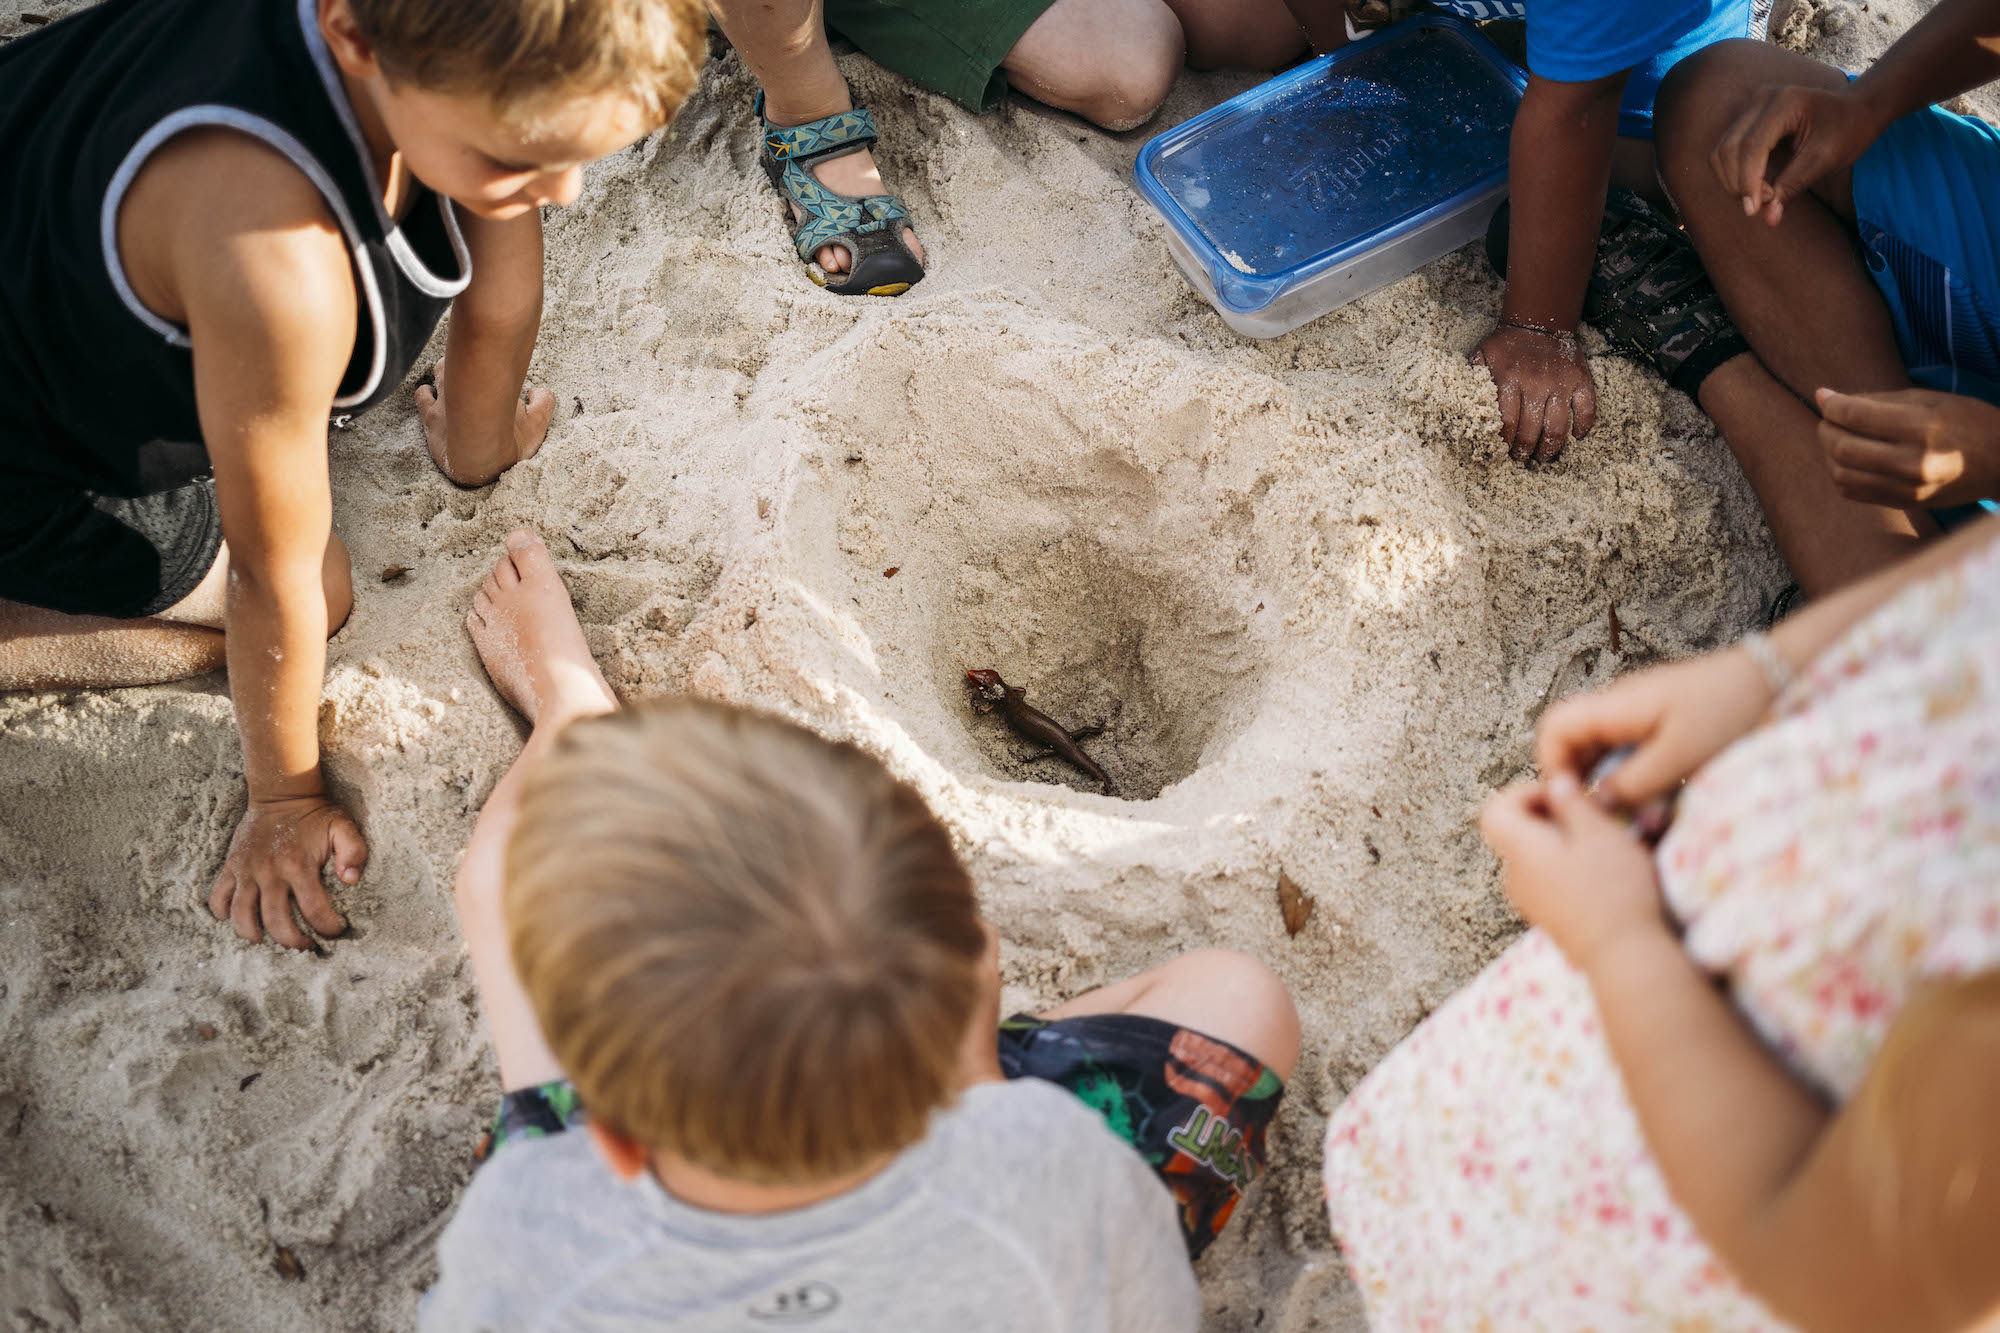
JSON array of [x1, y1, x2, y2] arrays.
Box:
[[1135, 16, 1525, 314]]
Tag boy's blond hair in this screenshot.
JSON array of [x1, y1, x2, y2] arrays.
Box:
[[505, 699, 989, 1185], [350, 0, 708, 123]]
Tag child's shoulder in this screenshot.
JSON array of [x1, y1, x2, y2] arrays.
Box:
[[116, 126, 355, 335], [932, 1078, 1165, 1209], [425, 1131, 651, 1326]]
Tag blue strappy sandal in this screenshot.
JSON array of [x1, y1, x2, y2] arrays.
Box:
[[757, 94, 924, 297]]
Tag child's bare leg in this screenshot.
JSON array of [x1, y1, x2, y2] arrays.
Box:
[[1657, 42, 1936, 596], [455, 528, 618, 1090], [1042, 948, 1302, 1080], [1611, 136, 1668, 208], [0, 533, 352, 690], [1001, 0, 1185, 131], [709, 0, 922, 275], [1158, 0, 1305, 71]]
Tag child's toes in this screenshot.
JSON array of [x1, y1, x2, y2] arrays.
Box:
[[473, 587, 496, 622], [492, 552, 521, 589], [465, 609, 484, 634], [504, 530, 556, 583]]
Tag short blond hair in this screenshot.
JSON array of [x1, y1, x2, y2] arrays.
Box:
[[350, 0, 708, 123], [506, 699, 988, 1185]]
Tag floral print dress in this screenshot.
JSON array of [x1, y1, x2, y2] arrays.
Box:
[[1323, 536, 2000, 1331]]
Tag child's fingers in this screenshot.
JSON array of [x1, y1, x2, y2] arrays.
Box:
[[1827, 463, 1919, 507], [293, 872, 348, 940], [1815, 420, 1924, 481], [1814, 386, 1932, 443], [1592, 735, 1690, 808], [1536, 688, 1651, 786], [1496, 382, 1524, 456], [1767, 147, 1824, 219], [1533, 393, 1567, 461], [1478, 780, 1559, 862], [1730, 93, 1806, 214], [1543, 772, 1629, 839], [1517, 392, 1550, 460], [1709, 89, 1772, 205], [262, 878, 312, 951], [1570, 383, 1597, 440], [330, 816, 367, 889], [208, 868, 236, 921], [231, 872, 266, 944]]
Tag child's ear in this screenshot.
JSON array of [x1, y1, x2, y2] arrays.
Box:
[[586, 1121, 650, 1182], [316, 0, 384, 80]]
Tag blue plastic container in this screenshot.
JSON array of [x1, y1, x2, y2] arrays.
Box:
[[1135, 16, 1526, 338]]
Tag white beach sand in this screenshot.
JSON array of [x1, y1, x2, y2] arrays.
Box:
[[0, 0, 1954, 1327]]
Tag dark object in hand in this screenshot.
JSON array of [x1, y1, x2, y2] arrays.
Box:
[[1587, 746, 1677, 845]]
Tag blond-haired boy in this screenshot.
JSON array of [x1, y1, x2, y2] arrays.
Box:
[[0, 0, 702, 949], [425, 530, 1302, 1330]]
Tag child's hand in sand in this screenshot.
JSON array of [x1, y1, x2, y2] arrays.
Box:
[[1472, 324, 1597, 463], [1710, 81, 1889, 228], [1536, 648, 1775, 808], [415, 358, 556, 487], [208, 794, 362, 950], [1482, 775, 1664, 970], [1814, 387, 2000, 508]]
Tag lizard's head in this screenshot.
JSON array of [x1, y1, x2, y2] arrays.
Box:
[[964, 668, 1007, 710]]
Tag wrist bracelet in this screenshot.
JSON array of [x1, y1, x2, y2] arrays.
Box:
[[1737, 630, 1795, 700], [1499, 319, 1578, 344]]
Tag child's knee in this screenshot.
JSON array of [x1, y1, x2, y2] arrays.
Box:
[[1081, 13, 1181, 131], [322, 533, 353, 636], [1163, 948, 1302, 1080], [1654, 40, 1769, 177], [1216, 950, 1302, 1080]]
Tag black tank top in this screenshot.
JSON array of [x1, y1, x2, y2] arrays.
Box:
[[0, 0, 469, 496]]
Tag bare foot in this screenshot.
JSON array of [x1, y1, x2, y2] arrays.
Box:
[[465, 530, 616, 726]]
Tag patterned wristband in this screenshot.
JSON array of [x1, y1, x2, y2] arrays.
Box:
[[1737, 630, 1794, 700]]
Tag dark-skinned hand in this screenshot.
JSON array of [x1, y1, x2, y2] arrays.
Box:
[[1815, 386, 2000, 508], [208, 793, 362, 949], [1710, 81, 1886, 227], [1473, 324, 1598, 462]]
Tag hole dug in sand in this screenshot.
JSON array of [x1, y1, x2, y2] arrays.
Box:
[[935, 528, 1265, 802]]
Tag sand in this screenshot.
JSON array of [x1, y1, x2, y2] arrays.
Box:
[[0, 1, 1949, 1327]]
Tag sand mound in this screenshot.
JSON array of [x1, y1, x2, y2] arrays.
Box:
[[1, 3, 1934, 1327]]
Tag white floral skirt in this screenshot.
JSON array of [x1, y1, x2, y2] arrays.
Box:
[[1323, 535, 2000, 1331]]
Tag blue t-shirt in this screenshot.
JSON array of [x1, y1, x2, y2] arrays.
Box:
[[1429, 0, 1756, 137]]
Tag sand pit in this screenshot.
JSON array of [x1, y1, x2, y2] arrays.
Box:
[[0, 1, 1952, 1327]]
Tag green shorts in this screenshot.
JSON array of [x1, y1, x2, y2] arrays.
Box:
[[824, 0, 1056, 111]]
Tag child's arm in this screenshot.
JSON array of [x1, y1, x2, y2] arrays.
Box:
[[416, 209, 556, 487], [1536, 512, 2000, 805], [1483, 787, 2000, 1332], [158, 138, 371, 948], [452, 721, 569, 1092], [1473, 72, 1626, 463], [1717, 0, 2000, 225]]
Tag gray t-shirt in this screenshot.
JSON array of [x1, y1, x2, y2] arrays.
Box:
[[422, 1078, 1200, 1332]]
